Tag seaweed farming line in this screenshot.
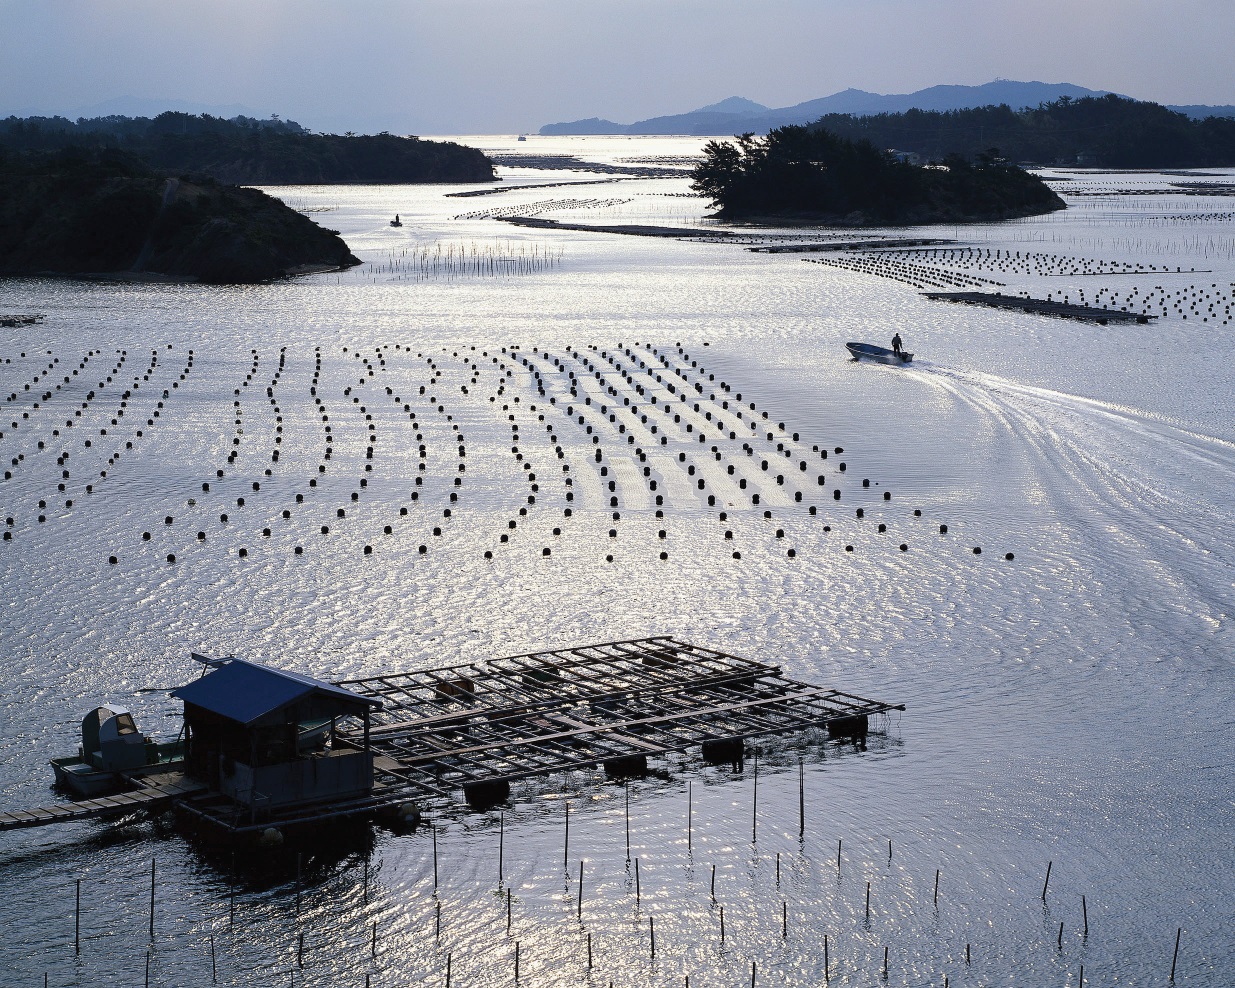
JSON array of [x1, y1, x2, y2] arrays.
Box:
[[13, 799, 1198, 987], [452, 197, 631, 221], [360, 241, 563, 280]]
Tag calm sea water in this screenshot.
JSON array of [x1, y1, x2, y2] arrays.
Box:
[[0, 136, 1231, 986]]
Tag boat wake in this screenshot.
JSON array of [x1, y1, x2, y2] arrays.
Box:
[[912, 363, 1235, 659]]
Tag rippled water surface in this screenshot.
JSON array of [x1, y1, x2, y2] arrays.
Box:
[[1, 137, 1232, 986]]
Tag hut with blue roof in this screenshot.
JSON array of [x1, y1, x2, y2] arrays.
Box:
[[171, 660, 382, 823]]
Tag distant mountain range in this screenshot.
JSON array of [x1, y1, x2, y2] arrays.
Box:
[[540, 81, 1235, 135]]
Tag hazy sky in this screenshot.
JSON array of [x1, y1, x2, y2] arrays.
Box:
[[3, 0, 1231, 133]]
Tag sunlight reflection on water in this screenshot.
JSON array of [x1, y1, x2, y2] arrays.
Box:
[[0, 143, 1232, 985]]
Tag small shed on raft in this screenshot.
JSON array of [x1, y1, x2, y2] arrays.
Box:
[[171, 660, 381, 814]]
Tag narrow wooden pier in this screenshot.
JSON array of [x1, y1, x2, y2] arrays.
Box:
[[924, 291, 1154, 324], [0, 775, 205, 832]]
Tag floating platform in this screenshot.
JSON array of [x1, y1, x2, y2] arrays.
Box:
[[924, 291, 1154, 324], [749, 238, 951, 253], [2, 638, 903, 836], [335, 636, 903, 808]]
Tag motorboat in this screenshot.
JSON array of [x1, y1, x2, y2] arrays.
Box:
[[50, 706, 183, 798], [846, 341, 913, 364]]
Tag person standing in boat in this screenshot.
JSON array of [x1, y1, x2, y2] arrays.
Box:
[[891, 332, 903, 356]]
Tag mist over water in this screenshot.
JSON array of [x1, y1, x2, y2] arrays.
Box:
[[0, 136, 1231, 986]]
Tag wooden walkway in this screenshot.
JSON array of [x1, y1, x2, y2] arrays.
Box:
[[0, 775, 205, 832], [924, 291, 1154, 324], [336, 637, 903, 804]]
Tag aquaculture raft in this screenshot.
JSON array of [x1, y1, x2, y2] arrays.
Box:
[[924, 291, 1154, 324], [335, 636, 903, 807]]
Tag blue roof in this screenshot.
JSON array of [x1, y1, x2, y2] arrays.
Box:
[[171, 659, 380, 726]]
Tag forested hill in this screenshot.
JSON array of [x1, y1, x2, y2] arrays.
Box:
[[808, 95, 1235, 169], [0, 112, 495, 185], [691, 127, 1065, 225], [0, 148, 360, 282]]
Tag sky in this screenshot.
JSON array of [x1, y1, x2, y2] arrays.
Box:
[[2, 0, 1231, 133]]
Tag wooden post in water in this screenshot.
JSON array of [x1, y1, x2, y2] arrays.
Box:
[[635, 857, 641, 903], [688, 781, 692, 852], [776, 852, 781, 886], [751, 750, 758, 844], [433, 824, 439, 890], [710, 864, 716, 900], [1082, 895, 1088, 936], [649, 915, 655, 959], [750, 959, 756, 987], [1171, 927, 1181, 980], [436, 900, 441, 940], [75, 878, 80, 955], [934, 869, 940, 906], [888, 839, 892, 861], [210, 932, 217, 982], [298, 931, 304, 967], [507, 887, 512, 932], [144, 947, 150, 988], [578, 860, 584, 920], [882, 945, 888, 977], [865, 881, 870, 921], [824, 934, 829, 980], [588, 932, 593, 969], [719, 905, 725, 944], [149, 858, 156, 939], [1058, 921, 1064, 948], [625, 784, 631, 861], [565, 801, 570, 869], [837, 839, 842, 873], [782, 900, 787, 938], [515, 941, 520, 984], [499, 812, 505, 884], [1041, 861, 1052, 901], [798, 758, 805, 837], [372, 920, 377, 959]]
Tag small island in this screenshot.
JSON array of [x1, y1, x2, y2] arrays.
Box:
[[691, 126, 1065, 225], [0, 148, 360, 283]]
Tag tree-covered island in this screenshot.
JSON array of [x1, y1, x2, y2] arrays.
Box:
[[0, 113, 498, 282], [691, 125, 1065, 225]]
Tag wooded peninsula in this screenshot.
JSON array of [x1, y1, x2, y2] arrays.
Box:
[[0, 148, 359, 283], [805, 96, 1235, 169], [0, 112, 496, 185]]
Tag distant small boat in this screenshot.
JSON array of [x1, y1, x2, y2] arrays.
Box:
[[517, 135, 528, 142], [846, 342, 913, 364], [390, 214, 402, 227]]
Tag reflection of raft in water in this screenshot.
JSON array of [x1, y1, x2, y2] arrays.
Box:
[[2, 638, 903, 839]]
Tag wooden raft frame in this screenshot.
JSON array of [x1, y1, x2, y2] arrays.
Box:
[[335, 636, 903, 803]]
